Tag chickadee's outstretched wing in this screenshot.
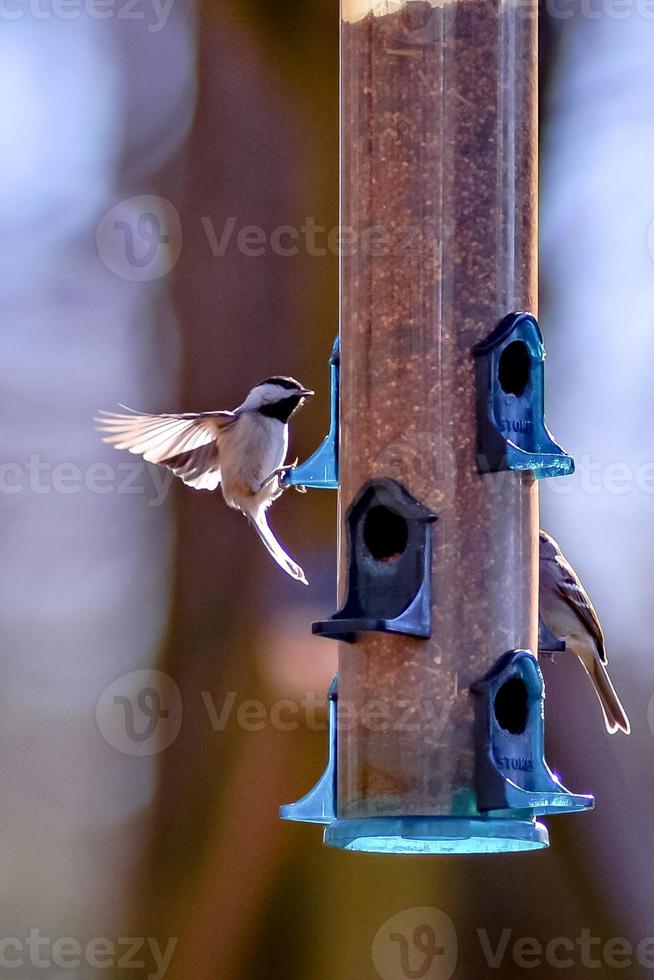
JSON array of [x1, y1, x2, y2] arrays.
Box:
[[96, 407, 236, 491]]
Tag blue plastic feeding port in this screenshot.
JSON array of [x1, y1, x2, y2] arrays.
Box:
[[473, 312, 574, 478], [280, 675, 337, 825], [312, 478, 436, 642], [471, 650, 594, 816], [281, 676, 551, 854], [283, 336, 339, 490]]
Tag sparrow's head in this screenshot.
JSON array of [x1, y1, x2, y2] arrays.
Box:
[[243, 376, 314, 422], [539, 529, 559, 561]]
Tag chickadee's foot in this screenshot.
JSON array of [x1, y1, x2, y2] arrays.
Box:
[[260, 459, 299, 491], [281, 458, 309, 492]]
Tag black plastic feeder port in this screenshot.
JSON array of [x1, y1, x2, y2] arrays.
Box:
[[473, 312, 575, 477], [312, 478, 436, 643], [471, 650, 594, 816]]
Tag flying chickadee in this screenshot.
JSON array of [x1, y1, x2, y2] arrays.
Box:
[[539, 529, 630, 735], [96, 377, 314, 584]]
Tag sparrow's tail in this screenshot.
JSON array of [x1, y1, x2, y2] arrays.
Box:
[[251, 508, 308, 585], [590, 659, 631, 735]]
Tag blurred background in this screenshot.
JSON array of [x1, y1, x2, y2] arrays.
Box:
[[1, 0, 654, 978]]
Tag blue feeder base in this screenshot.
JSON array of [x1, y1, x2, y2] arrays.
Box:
[[280, 677, 551, 854], [323, 816, 549, 854]]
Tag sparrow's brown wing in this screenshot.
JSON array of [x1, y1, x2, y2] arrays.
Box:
[[553, 552, 607, 664], [95, 407, 236, 491]]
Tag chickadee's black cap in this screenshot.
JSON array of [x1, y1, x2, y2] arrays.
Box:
[[258, 376, 306, 391]]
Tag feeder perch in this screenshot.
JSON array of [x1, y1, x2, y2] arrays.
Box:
[[280, 675, 337, 825], [282, 337, 339, 490], [312, 478, 436, 642], [473, 313, 575, 478], [471, 650, 594, 815], [538, 615, 566, 655]]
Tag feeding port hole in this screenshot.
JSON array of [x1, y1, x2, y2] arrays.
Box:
[[363, 506, 409, 562], [498, 341, 531, 397], [494, 677, 528, 735]]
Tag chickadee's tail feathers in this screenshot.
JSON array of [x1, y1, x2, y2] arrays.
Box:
[[591, 659, 631, 735], [251, 510, 308, 586]]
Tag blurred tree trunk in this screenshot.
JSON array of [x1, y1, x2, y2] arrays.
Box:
[[0, 9, 195, 974]]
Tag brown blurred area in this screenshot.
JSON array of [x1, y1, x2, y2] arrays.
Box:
[[147, 2, 346, 976]]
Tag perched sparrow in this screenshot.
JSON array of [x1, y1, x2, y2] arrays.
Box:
[[96, 377, 313, 584], [539, 529, 630, 735]]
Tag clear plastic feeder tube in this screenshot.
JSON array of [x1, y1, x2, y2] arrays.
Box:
[[338, 0, 539, 823]]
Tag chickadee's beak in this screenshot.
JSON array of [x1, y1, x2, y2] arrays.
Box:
[[299, 388, 314, 397]]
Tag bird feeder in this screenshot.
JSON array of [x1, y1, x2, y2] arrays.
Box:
[[281, 0, 593, 852]]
